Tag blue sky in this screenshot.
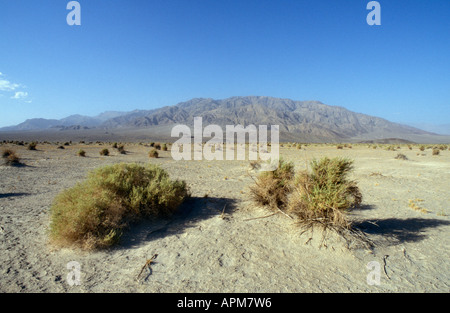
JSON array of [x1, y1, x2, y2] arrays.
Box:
[[0, 0, 449, 129]]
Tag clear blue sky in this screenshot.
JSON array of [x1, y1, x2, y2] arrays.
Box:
[[0, 0, 449, 128]]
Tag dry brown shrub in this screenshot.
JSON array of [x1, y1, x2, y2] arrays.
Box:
[[249, 157, 369, 248], [249, 159, 295, 211], [149, 148, 159, 158], [2, 149, 21, 166]]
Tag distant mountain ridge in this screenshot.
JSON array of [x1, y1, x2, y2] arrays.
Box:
[[0, 111, 128, 131], [0, 96, 441, 142]]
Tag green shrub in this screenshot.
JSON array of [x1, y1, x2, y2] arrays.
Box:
[[49, 163, 189, 250], [288, 157, 362, 231]]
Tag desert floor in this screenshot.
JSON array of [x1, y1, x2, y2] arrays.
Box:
[[0, 142, 449, 292]]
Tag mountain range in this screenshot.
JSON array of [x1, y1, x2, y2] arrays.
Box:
[[0, 96, 447, 143]]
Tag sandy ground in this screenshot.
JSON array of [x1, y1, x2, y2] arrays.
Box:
[[0, 142, 449, 293]]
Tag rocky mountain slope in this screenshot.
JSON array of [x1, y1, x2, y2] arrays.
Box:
[[0, 96, 442, 143]]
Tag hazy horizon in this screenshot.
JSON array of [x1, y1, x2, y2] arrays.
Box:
[[1, 0, 449, 129]]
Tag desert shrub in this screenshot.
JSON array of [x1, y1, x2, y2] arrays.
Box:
[[27, 142, 37, 150], [99, 148, 109, 156], [249, 159, 295, 211], [78, 149, 86, 157], [49, 163, 189, 250], [2, 149, 21, 166], [117, 145, 126, 154], [395, 153, 408, 160], [57, 145, 65, 149], [336, 145, 343, 149], [419, 145, 425, 151], [432, 148, 440, 156], [112, 142, 118, 149], [250, 157, 364, 245], [149, 148, 159, 158], [287, 157, 362, 231], [154, 142, 162, 150], [2, 148, 14, 158], [385, 145, 396, 151], [162, 143, 168, 151]]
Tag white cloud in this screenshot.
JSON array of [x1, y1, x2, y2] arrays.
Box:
[[11, 91, 29, 100], [0, 73, 30, 102], [0, 79, 20, 91]]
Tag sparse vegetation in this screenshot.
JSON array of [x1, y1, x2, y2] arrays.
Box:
[[99, 148, 110, 156], [250, 157, 365, 245], [27, 142, 37, 150], [395, 153, 408, 160], [2, 148, 14, 158], [408, 199, 429, 214], [78, 149, 86, 157], [2, 149, 21, 166], [49, 163, 190, 250], [148, 148, 159, 158], [249, 159, 295, 211], [287, 157, 362, 232], [117, 145, 126, 154], [385, 145, 396, 151]]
